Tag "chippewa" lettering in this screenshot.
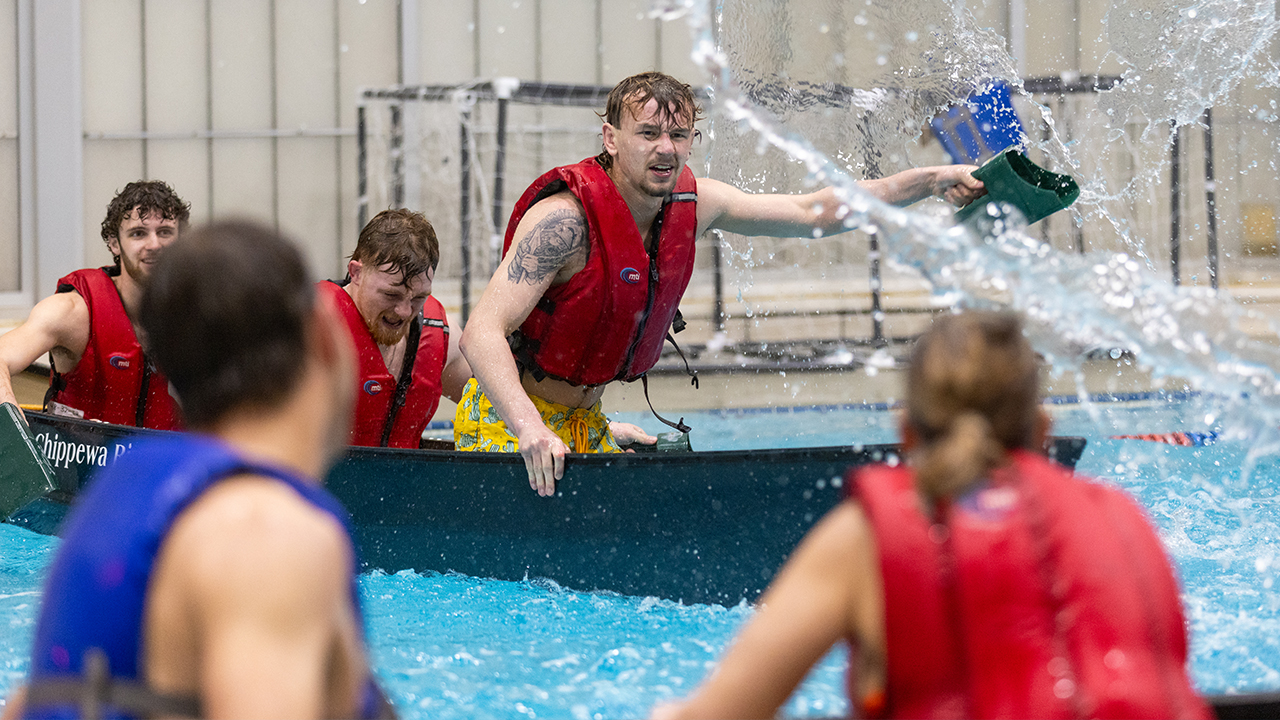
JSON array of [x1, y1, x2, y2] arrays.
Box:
[[32, 432, 130, 469]]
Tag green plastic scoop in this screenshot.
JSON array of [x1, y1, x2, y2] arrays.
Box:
[[955, 148, 1080, 225]]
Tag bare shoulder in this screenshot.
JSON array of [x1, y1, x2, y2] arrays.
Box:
[[0, 291, 90, 371], [506, 191, 590, 286], [167, 475, 351, 602], [794, 500, 875, 571], [25, 291, 89, 342]]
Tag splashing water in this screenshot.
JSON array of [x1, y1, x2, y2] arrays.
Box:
[[653, 0, 1280, 484]]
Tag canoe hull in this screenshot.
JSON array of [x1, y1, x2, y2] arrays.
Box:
[[14, 410, 1085, 605]]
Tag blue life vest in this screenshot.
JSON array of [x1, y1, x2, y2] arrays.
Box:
[[26, 434, 387, 719]]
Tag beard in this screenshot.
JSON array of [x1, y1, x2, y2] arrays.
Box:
[[119, 251, 158, 286], [366, 313, 410, 347]]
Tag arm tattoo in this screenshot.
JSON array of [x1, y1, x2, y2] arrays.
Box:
[[507, 209, 588, 285]]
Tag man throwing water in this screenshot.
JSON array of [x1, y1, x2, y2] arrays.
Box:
[[458, 71, 985, 496]]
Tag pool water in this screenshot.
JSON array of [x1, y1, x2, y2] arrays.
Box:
[[1, 395, 1278, 719]]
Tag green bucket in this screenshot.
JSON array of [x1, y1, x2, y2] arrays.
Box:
[[955, 148, 1080, 225]]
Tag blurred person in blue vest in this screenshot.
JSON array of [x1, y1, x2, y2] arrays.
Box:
[[7, 220, 396, 719]]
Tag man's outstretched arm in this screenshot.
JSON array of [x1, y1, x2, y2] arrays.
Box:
[[0, 292, 90, 408], [696, 165, 983, 239], [459, 194, 589, 497]]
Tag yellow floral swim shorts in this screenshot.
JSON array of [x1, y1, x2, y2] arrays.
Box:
[[454, 378, 621, 453]]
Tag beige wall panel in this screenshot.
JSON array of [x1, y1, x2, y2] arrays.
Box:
[[1234, 72, 1276, 116], [1023, 0, 1077, 76], [0, 0, 14, 292], [82, 0, 142, 134], [338, 136, 361, 263], [419, 0, 477, 82], [786, 0, 843, 83], [539, 0, 597, 83], [278, 137, 342, 279], [0, 140, 17, 291], [338, 0, 397, 127], [966, 0, 1008, 40], [478, 0, 536, 79], [276, 0, 337, 128], [658, 16, 701, 85], [600, 0, 657, 83], [1080, 0, 1119, 75], [211, 139, 274, 221], [82, 141, 145, 271], [144, 141, 211, 224], [210, 0, 273, 131], [0, 0, 13, 134], [838, 5, 882, 80], [143, 0, 208, 133]]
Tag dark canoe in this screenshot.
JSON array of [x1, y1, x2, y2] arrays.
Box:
[[6, 409, 1280, 717], [7, 407, 1089, 605]]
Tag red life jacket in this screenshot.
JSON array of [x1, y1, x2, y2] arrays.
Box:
[[319, 281, 449, 448], [851, 450, 1210, 720], [44, 267, 182, 431], [502, 157, 698, 386]]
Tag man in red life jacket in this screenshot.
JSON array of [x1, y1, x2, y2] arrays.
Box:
[[0, 180, 188, 430], [316, 209, 472, 449], [459, 71, 986, 496]]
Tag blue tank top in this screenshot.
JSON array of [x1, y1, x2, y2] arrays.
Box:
[[26, 434, 386, 719]]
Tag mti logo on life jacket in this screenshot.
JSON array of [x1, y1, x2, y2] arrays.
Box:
[[108, 355, 131, 370], [620, 267, 642, 284], [363, 380, 383, 396]]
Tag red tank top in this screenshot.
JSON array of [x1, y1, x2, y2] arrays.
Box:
[[851, 450, 1210, 719], [45, 267, 182, 430], [319, 281, 449, 448], [502, 157, 698, 386]]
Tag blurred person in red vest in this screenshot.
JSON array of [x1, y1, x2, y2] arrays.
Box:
[[653, 311, 1210, 720]]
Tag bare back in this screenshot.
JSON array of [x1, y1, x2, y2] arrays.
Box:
[[144, 475, 371, 719]]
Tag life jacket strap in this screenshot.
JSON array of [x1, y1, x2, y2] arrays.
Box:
[[26, 648, 203, 719], [640, 375, 692, 434], [663, 331, 699, 390]]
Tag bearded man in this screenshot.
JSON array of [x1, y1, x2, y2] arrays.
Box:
[[0, 180, 190, 429], [316, 209, 471, 448]]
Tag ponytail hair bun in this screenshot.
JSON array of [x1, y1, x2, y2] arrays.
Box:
[[905, 312, 1040, 505]]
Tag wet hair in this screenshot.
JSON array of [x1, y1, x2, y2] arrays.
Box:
[[350, 209, 440, 287], [906, 311, 1041, 506], [140, 220, 314, 429], [100, 180, 191, 264], [595, 71, 705, 171]]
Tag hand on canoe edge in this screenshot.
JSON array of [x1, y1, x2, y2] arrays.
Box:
[[516, 423, 567, 497], [609, 421, 656, 451]]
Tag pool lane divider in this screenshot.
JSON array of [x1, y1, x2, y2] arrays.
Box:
[[1112, 431, 1218, 447], [0, 403, 57, 521]]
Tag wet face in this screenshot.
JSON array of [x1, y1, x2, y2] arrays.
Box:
[[108, 208, 180, 285], [604, 97, 695, 199], [347, 261, 433, 347]]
